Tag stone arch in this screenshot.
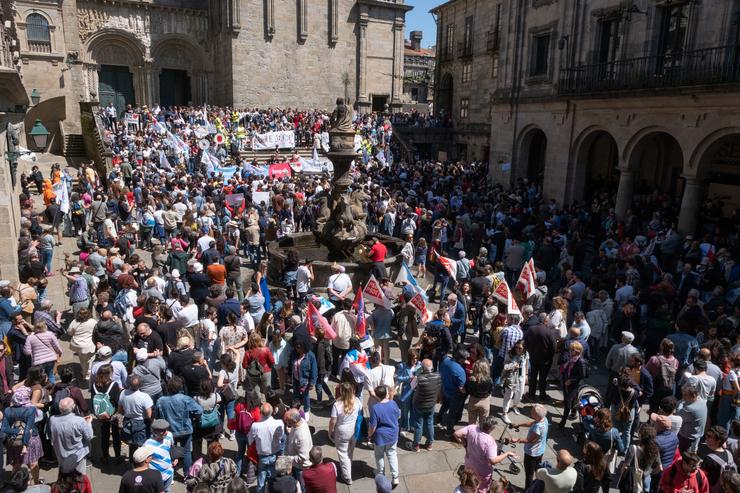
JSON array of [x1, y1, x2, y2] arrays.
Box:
[[689, 127, 740, 177], [568, 126, 620, 203], [83, 29, 147, 109], [18, 9, 56, 53], [625, 129, 685, 196], [84, 28, 146, 66], [516, 125, 548, 183], [151, 35, 209, 106]]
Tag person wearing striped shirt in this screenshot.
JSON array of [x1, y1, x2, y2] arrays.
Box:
[[143, 419, 176, 493]]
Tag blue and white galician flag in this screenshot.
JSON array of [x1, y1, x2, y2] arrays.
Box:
[[215, 165, 237, 181], [152, 121, 167, 135], [201, 149, 220, 175], [395, 262, 427, 301], [316, 296, 335, 315]]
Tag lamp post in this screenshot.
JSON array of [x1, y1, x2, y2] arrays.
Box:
[[30, 89, 41, 106], [29, 119, 50, 151]]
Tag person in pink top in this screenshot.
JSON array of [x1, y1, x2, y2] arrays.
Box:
[[453, 415, 518, 493], [23, 321, 63, 384]]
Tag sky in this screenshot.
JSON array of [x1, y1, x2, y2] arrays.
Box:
[[404, 0, 439, 48]]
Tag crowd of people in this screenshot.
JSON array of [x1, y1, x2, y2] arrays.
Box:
[[3, 101, 740, 493]]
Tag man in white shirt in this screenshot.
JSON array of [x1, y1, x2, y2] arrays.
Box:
[[248, 403, 284, 488], [296, 260, 314, 302], [364, 351, 395, 412], [327, 264, 352, 307]]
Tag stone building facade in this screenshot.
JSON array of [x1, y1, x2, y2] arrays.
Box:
[[11, 0, 411, 152], [433, 0, 740, 234], [403, 30, 435, 106], [0, 2, 28, 281]]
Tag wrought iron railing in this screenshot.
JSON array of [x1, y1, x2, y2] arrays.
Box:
[[558, 45, 740, 94]]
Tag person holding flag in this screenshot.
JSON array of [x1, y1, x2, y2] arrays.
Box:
[[394, 292, 419, 364], [367, 298, 393, 365]]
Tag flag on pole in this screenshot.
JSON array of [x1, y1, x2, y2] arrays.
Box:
[[395, 262, 427, 301], [201, 149, 220, 175], [352, 286, 367, 338], [362, 275, 392, 309], [152, 121, 167, 135], [437, 254, 458, 280], [493, 279, 521, 317], [408, 291, 431, 323], [158, 150, 172, 171], [307, 301, 336, 339], [516, 258, 537, 300]]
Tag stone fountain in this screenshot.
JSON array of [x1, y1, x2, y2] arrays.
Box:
[[267, 97, 403, 289]]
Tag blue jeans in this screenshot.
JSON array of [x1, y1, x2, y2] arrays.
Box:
[[235, 434, 248, 475], [718, 395, 740, 430], [413, 408, 434, 446], [162, 476, 173, 493], [42, 361, 56, 384], [610, 406, 635, 451], [399, 397, 413, 431], [257, 454, 277, 493], [174, 434, 193, 474], [293, 380, 311, 413], [373, 442, 399, 480], [40, 248, 53, 273]]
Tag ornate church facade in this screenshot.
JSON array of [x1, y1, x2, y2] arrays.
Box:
[[11, 0, 411, 149]]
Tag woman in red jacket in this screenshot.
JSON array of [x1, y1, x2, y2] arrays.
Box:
[[242, 332, 275, 399]]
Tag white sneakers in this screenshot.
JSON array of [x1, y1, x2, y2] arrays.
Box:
[[502, 413, 512, 425]]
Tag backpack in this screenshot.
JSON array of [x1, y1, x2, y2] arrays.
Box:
[[92, 382, 116, 419], [668, 460, 706, 492], [7, 419, 26, 447], [655, 355, 677, 391], [246, 354, 264, 379], [234, 408, 254, 435], [50, 386, 72, 415], [615, 388, 634, 422], [200, 406, 220, 429], [113, 289, 129, 318]]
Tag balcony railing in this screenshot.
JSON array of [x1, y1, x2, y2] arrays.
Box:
[[457, 41, 474, 59], [558, 45, 740, 95]]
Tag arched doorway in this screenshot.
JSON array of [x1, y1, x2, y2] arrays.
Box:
[[695, 132, 740, 220], [437, 73, 453, 117], [83, 30, 145, 111], [571, 130, 619, 202], [627, 131, 684, 197], [517, 128, 547, 184], [152, 37, 207, 106]]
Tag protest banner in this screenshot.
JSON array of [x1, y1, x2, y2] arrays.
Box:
[[268, 162, 292, 179], [251, 130, 295, 150], [252, 191, 270, 206]]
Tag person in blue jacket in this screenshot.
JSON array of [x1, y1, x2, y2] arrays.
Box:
[[290, 340, 317, 419]]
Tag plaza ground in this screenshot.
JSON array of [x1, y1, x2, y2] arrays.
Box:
[[21, 154, 617, 492]]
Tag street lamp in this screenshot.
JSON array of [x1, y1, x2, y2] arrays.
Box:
[[29, 119, 50, 150], [30, 89, 41, 106]]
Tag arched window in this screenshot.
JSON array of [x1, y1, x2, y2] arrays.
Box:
[[26, 13, 51, 53]]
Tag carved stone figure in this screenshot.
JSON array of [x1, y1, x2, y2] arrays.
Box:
[[330, 97, 353, 133]]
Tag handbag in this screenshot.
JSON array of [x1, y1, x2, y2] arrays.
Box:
[[605, 433, 619, 474], [220, 384, 236, 403], [618, 445, 644, 493]]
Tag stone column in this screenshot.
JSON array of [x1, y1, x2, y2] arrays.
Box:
[[229, 0, 241, 32], [329, 0, 339, 45], [298, 0, 308, 42], [356, 14, 370, 112], [678, 176, 703, 235], [265, 0, 275, 38], [391, 19, 404, 109], [614, 168, 634, 220]]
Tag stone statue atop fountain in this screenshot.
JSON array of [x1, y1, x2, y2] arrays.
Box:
[[314, 98, 368, 259]]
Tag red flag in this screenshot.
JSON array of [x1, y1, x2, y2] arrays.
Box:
[[307, 302, 337, 339], [517, 258, 537, 299], [493, 279, 521, 317], [436, 254, 458, 279], [352, 286, 367, 338]]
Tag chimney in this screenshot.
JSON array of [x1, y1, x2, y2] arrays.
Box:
[[410, 30, 422, 51]]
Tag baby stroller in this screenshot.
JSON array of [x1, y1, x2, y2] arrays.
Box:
[[575, 384, 604, 444]]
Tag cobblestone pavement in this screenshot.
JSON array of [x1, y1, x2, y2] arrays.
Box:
[[21, 155, 618, 492]]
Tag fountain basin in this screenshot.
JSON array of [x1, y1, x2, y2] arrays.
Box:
[[267, 232, 405, 289]]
